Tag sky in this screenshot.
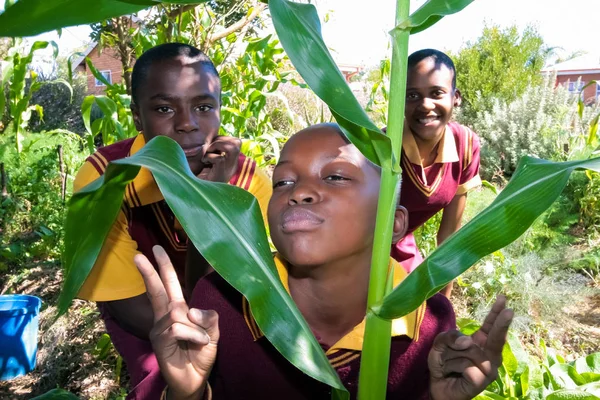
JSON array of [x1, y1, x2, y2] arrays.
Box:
[[13, 0, 600, 68], [317, 0, 600, 66]]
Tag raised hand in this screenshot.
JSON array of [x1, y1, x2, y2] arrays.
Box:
[[197, 136, 241, 183], [428, 296, 513, 400], [134, 245, 219, 400]]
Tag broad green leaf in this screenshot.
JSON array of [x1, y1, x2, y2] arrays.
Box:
[[0, 0, 215, 37], [393, 0, 475, 35], [59, 136, 348, 399], [550, 363, 588, 390], [376, 156, 600, 319], [588, 354, 600, 374], [473, 391, 509, 400], [31, 388, 80, 400], [86, 58, 112, 88], [81, 95, 95, 136], [269, 0, 393, 170], [581, 373, 600, 384], [546, 390, 600, 400]]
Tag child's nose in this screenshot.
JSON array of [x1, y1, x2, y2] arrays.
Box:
[[288, 182, 318, 205], [175, 109, 199, 133], [418, 97, 435, 111]]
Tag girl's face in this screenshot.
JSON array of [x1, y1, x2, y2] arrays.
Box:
[[267, 125, 382, 269], [404, 58, 459, 144]]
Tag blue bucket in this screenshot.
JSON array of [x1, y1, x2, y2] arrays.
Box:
[[0, 294, 42, 380]]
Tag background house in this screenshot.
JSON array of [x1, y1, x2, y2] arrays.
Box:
[[72, 43, 124, 94], [543, 54, 600, 103]]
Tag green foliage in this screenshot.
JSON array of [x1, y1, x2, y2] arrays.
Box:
[[377, 155, 600, 319], [0, 131, 86, 270], [80, 57, 136, 152], [1, 40, 73, 154], [29, 72, 87, 134], [466, 75, 600, 180], [459, 319, 600, 400], [451, 24, 548, 123]]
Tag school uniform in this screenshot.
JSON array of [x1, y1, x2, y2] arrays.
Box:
[[393, 122, 481, 272], [167, 254, 455, 400], [72, 133, 272, 398]]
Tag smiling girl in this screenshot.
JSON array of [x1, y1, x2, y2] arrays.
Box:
[[391, 49, 482, 296]]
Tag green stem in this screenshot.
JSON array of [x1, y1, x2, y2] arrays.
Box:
[[357, 0, 409, 399]]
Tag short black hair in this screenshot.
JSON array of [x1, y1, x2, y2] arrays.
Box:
[[407, 49, 456, 90], [131, 42, 220, 104]]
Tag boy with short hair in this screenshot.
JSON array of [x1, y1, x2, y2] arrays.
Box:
[[135, 123, 512, 399], [73, 43, 272, 398]]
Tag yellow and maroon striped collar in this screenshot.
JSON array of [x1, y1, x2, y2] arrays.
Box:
[[242, 254, 427, 355], [402, 124, 459, 167], [123, 134, 165, 208]]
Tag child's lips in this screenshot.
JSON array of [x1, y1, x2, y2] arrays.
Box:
[[182, 145, 204, 158], [416, 116, 439, 125], [281, 208, 324, 233]]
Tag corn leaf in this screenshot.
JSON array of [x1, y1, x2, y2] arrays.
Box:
[[394, 0, 475, 35], [376, 156, 600, 319], [0, 0, 209, 37], [59, 136, 348, 398], [268, 0, 393, 170]]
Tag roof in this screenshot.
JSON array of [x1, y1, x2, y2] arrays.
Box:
[[543, 54, 600, 75], [70, 42, 98, 72]]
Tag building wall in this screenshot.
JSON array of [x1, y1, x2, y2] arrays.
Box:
[[81, 46, 124, 94], [556, 72, 600, 103]]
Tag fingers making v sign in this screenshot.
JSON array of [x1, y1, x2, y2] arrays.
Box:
[[135, 245, 219, 400], [428, 295, 514, 400]]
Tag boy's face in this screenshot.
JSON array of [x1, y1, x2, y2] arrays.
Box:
[[268, 125, 381, 268], [132, 56, 221, 175], [405, 58, 458, 144]]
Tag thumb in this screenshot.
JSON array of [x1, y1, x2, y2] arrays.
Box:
[[189, 308, 220, 344]]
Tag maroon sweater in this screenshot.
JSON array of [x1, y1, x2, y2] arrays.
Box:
[[189, 272, 456, 399]]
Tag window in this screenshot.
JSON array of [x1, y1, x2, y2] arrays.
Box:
[[567, 80, 585, 94], [94, 70, 112, 87]]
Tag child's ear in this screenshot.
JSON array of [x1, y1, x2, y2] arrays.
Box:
[[392, 206, 409, 244], [131, 102, 143, 132], [453, 89, 462, 108]]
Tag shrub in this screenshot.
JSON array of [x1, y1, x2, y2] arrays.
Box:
[[29, 74, 87, 134], [461, 75, 600, 181], [0, 130, 86, 270]]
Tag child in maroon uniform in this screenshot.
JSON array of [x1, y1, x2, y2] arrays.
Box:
[[73, 43, 271, 398], [392, 49, 482, 297], [134, 124, 512, 400]]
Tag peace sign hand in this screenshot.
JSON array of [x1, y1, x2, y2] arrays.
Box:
[[135, 245, 219, 400], [428, 295, 513, 400]]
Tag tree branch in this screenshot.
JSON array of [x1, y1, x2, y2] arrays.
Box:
[[167, 4, 201, 19], [207, 3, 267, 45]]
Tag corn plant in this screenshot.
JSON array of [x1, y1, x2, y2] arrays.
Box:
[[3, 1, 600, 399], [1, 40, 72, 154]]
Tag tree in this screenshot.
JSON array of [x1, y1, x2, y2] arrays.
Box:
[[450, 24, 548, 123]]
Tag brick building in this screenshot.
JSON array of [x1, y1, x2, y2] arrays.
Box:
[[72, 43, 124, 94], [543, 54, 600, 103]]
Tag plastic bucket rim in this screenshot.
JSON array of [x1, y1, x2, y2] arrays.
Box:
[[0, 295, 42, 317]]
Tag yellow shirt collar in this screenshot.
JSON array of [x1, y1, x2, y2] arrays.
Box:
[[402, 124, 459, 167], [124, 134, 165, 207], [271, 253, 427, 354]]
